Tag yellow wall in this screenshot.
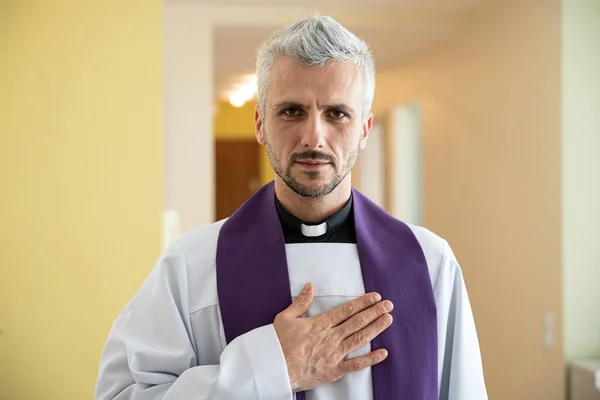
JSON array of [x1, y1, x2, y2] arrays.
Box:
[[0, 2, 163, 399], [374, 0, 563, 398], [214, 101, 274, 184]]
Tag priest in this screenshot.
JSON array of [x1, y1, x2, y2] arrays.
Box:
[[95, 15, 488, 400]]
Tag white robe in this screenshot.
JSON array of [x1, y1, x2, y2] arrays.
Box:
[[94, 220, 488, 400]]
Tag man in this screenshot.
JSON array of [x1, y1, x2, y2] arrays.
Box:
[[95, 15, 487, 400]]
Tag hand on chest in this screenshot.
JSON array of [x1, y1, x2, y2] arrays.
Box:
[[286, 243, 366, 316]]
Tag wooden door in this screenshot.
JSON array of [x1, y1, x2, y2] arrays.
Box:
[[215, 139, 262, 221]]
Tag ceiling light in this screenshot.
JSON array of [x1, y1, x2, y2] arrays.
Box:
[[228, 75, 257, 108], [229, 92, 246, 108]]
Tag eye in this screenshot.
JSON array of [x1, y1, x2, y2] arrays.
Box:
[[281, 108, 302, 117], [328, 110, 348, 120]]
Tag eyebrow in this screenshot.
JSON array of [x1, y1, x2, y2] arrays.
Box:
[[272, 101, 356, 116]]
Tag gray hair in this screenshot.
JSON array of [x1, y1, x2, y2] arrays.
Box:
[[256, 15, 375, 120]]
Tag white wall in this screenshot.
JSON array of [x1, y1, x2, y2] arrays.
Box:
[[357, 123, 385, 208], [388, 103, 422, 225], [561, 0, 600, 362], [163, 4, 214, 235]]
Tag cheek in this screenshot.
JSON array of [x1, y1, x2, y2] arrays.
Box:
[[266, 132, 293, 162], [331, 128, 360, 157], [268, 126, 299, 154]]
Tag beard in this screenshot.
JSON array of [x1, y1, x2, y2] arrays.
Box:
[[264, 132, 361, 198]]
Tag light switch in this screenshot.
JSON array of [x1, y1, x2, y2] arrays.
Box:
[[544, 312, 554, 349]]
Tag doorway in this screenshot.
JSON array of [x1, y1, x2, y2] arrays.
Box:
[[215, 139, 261, 221]]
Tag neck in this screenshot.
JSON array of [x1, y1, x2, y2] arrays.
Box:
[[274, 177, 352, 223]]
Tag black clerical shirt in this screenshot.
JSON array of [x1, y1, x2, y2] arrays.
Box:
[[274, 195, 356, 244]]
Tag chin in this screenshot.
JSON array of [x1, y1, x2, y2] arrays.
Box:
[[285, 176, 340, 199], [295, 175, 330, 188], [300, 182, 328, 194]]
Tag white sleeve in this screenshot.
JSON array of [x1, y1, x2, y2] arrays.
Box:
[[94, 242, 293, 400], [435, 240, 488, 400]]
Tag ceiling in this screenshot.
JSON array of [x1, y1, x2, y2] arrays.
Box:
[[178, 0, 494, 102], [193, 0, 488, 10]]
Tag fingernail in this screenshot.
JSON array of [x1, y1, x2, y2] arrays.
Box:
[[303, 283, 311, 293], [380, 349, 388, 360], [373, 293, 381, 302], [384, 301, 393, 312]]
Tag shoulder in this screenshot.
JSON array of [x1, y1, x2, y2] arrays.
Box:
[[405, 223, 446, 262], [404, 223, 457, 290], [175, 218, 227, 263], [165, 218, 227, 312], [145, 219, 226, 286]]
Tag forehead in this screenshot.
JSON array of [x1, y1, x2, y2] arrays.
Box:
[[267, 57, 364, 108]]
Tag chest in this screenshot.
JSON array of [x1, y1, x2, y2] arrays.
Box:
[[285, 243, 366, 316]]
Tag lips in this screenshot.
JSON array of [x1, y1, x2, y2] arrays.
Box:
[[296, 160, 329, 165], [295, 160, 330, 171]]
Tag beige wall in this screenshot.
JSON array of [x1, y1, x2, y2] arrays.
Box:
[[562, 0, 600, 363], [0, 1, 163, 399], [164, 4, 214, 230], [374, 0, 564, 398]]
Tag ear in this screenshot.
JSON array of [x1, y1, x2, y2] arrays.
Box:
[[359, 112, 373, 150], [255, 104, 265, 145]]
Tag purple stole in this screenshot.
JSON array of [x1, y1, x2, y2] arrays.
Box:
[[216, 182, 437, 399]]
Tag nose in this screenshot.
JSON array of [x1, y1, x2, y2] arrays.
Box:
[[300, 112, 326, 150]]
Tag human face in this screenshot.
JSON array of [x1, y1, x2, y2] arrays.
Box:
[[254, 57, 373, 198]]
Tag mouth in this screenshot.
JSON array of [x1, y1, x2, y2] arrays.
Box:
[[295, 160, 330, 170]]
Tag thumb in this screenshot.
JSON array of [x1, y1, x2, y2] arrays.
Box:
[[286, 282, 314, 318]]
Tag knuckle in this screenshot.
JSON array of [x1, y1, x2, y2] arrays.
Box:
[[354, 331, 366, 346], [341, 303, 354, 319], [334, 348, 346, 363], [352, 315, 365, 330], [317, 315, 331, 330], [322, 333, 337, 347], [350, 359, 363, 371], [369, 353, 378, 364], [337, 341, 350, 358], [274, 311, 285, 323]]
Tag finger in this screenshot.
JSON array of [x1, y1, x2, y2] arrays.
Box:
[[338, 348, 389, 376], [339, 314, 393, 357], [336, 300, 393, 340], [285, 282, 315, 318], [326, 292, 382, 327]]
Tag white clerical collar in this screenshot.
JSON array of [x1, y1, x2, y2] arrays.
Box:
[[274, 194, 353, 239], [300, 222, 328, 237]]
